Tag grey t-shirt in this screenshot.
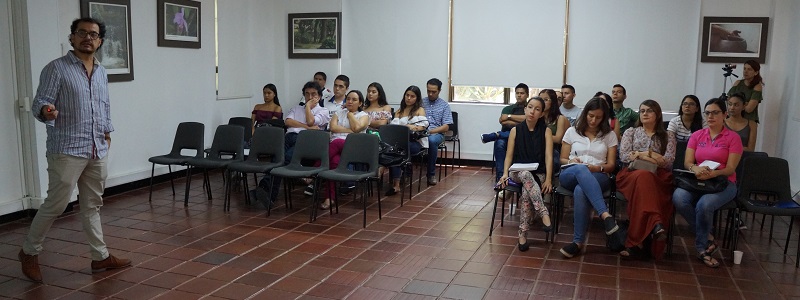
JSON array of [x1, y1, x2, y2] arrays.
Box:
[[560, 105, 582, 126]]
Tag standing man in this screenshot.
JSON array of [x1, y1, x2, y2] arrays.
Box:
[[20, 18, 130, 283], [560, 84, 582, 126], [611, 84, 638, 135], [480, 83, 529, 183], [422, 78, 453, 186]]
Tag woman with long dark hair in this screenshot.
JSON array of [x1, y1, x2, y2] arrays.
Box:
[[320, 90, 369, 209], [724, 93, 758, 152], [616, 100, 676, 259], [539, 89, 569, 145], [385, 86, 428, 196], [667, 95, 706, 143], [364, 82, 392, 130], [728, 60, 764, 123], [251, 83, 283, 133], [558, 97, 619, 258]]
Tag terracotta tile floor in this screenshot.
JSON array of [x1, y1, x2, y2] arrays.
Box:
[[0, 166, 798, 299]]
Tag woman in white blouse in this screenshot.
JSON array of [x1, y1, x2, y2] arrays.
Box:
[[558, 97, 619, 258], [386, 86, 428, 196], [320, 90, 369, 209], [667, 95, 707, 143]]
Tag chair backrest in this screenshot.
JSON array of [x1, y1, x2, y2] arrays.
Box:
[[170, 122, 205, 158], [672, 140, 688, 170], [248, 126, 285, 163], [228, 117, 253, 143], [738, 156, 791, 201], [379, 124, 412, 160], [446, 111, 459, 138], [208, 125, 245, 161], [337, 133, 380, 174], [736, 151, 768, 186], [290, 130, 330, 168]]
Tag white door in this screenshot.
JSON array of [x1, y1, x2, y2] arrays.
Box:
[[0, 0, 26, 210]]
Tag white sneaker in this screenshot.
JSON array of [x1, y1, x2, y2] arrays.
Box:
[[497, 190, 505, 198]]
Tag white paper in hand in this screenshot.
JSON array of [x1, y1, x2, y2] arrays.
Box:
[[698, 160, 721, 170], [509, 163, 538, 171]]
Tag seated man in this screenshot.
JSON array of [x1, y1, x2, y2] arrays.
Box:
[[611, 84, 638, 136], [326, 75, 350, 120], [254, 81, 330, 207], [480, 83, 529, 183], [422, 78, 453, 186], [560, 84, 582, 126]]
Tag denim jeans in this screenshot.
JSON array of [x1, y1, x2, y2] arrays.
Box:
[[427, 133, 444, 178], [672, 183, 737, 253], [493, 131, 511, 182], [559, 164, 611, 244]]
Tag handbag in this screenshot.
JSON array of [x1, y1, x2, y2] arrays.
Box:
[[673, 171, 728, 194], [378, 141, 406, 166], [628, 159, 657, 173], [409, 129, 429, 141]]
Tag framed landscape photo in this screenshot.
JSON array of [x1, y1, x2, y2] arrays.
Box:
[[288, 12, 341, 59], [157, 0, 201, 48], [80, 0, 134, 82], [701, 17, 768, 63]]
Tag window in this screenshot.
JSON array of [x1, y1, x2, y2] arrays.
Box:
[[451, 86, 560, 104]]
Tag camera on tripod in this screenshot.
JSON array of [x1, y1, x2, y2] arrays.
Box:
[[722, 63, 737, 77]]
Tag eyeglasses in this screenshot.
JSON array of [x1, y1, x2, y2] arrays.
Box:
[[703, 110, 723, 117], [639, 109, 655, 114], [73, 30, 100, 40], [681, 102, 697, 107]]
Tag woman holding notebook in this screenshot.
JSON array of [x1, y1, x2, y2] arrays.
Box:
[[496, 97, 554, 252]]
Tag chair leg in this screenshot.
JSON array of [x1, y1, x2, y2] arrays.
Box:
[[148, 163, 156, 202], [223, 170, 231, 211], [785, 216, 793, 255], [500, 190, 506, 228], [168, 165, 175, 196], [184, 166, 192, 207], [362, 181, 368, 228], [490, 190, 500, 236]]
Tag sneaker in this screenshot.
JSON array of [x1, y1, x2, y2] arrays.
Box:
[[304, 184, 314, 196], [497, 190, 505, 199], [560, 242, 581, 258], [604, 217, 619, 235], [480, 132, 498, 144]]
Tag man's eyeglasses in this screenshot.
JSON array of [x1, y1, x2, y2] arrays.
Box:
[[703, 110, 723, 117], [73, 30, 100, 40], [639, 109, 655, 114]]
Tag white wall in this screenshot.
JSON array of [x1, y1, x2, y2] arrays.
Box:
[[14, 0, 800, 210]]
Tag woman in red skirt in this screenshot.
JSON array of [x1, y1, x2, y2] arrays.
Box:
[[616, 99, 676, 259]]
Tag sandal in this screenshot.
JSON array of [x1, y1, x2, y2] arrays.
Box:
[[651, 223, 666, 241], [698, 252, 720, 268], [705, 240, 718, 256], [620, 246, 646, 260]]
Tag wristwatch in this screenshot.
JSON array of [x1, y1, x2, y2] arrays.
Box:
[[507, 114, 512, 120]]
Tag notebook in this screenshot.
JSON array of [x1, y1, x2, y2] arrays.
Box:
[[509, 163, 539, 171]]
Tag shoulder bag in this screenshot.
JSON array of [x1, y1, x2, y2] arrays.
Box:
[[673, 171, 728, 194]]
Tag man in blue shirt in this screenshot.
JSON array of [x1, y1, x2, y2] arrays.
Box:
[[422, 78, 453, 185], [20, 18, 131, 283]]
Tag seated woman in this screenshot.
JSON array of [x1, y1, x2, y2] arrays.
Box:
[[540, 89, 569, 170], [672, 97, 742, 268], [320, 90, 369, 209], [667, 95, 706, 143], [616, 100, 676, 259], [364, 82, 393, 130], [251, 83, 283, 133], [386, 86, 428, 196], [496, 97, 554, 252], [559, 97, 619, 258], [724, 92, 758, 152], [595, 92, 621, 141]]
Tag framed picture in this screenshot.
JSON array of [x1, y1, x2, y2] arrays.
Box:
[[288, 12, 341, 59], [157, 0, 201, 48], [80, 0, 134, 82], [701, 17, 769, 63]]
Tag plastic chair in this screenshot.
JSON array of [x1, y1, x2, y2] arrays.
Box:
[[226, 126, 285, 212], [437, 111, 460, 181], [552, 173, 620, 236], [228, 117, 253, 147], [268, 130, 330, 222], [184, 125, 245, 207], [735, 156, 800, 267], [147, 122, 204, 202], [379, 124, 421, 205], [318, 133, 380, 227]]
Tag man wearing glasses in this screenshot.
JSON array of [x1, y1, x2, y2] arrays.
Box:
[[20, 18, 131, 283]]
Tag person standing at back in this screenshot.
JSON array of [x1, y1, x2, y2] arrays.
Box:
[[560, 84, 582, 126], [421, 78, 454, 186], [20, 17, 131, 283]]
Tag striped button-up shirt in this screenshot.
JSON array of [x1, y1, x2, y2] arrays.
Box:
[[421, 97, 453, 131], [31, 51, 114, 159]]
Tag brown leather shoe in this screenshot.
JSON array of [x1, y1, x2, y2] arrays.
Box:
[[19, 249, 42, 283], [91, 254, 131, 271]]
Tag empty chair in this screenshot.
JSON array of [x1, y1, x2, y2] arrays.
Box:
[[184, 125, 245, 208], [228, 117, 253, 147], [318, 133, 381, 227], [226, 126, 285, 212], [437, 111, 460, 180], [147, 122, 204, 202], [268, 130, 330, 222]]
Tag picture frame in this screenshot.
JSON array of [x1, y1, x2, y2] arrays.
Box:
[[288, 12, 341, 59], [80, 0, 134, 82], [701, 17, 769, 64], [157, 0, 201, 49]]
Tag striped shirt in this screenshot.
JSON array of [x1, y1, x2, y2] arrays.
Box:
[[31, 51, 114, 159], [421, 97, 453, 131]]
